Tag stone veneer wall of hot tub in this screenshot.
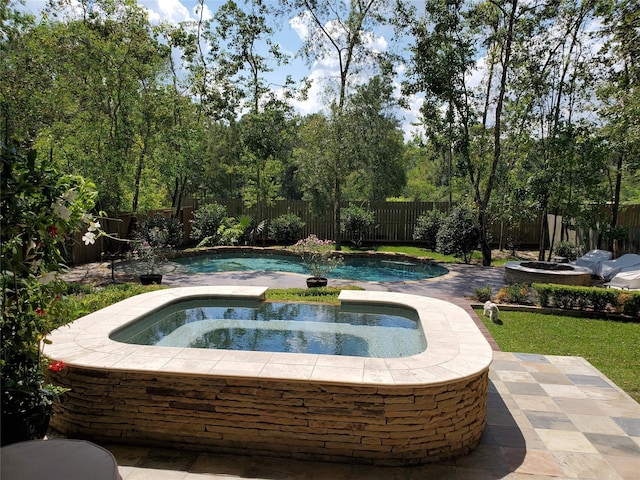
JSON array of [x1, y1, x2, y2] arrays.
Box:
[[44, 287, 493, 466]]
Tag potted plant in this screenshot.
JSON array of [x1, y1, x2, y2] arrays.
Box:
[[131, 226, 173, 284], [290, 235, 343, 287], [1, 146, 100, 445]]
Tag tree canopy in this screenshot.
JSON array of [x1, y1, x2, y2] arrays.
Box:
[[1, 0, 639, 259]]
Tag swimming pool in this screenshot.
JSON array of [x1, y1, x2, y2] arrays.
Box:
[[110, 299, 426, 358], [173, 251, 448, 282]]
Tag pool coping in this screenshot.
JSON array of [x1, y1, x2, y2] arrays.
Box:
[[43, 286, 493, 387]]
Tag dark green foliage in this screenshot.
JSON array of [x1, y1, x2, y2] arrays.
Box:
[[269, 213, 305, 245], [1, 146, 98, 442], [413, 209, 445, 250], [532, 284, 619, 313], [475, 285, 492, 303], [340, 205, 376, 248], [553, 241, 583, 261], [137, 215, 183, 248], [64, 283, 165, 321], [436, 204, 479, 263], [190, 203, 227, 243]]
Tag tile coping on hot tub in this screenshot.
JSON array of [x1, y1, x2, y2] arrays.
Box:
[[43, 286, 493, 387]]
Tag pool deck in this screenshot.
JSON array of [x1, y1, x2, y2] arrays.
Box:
[[48, 263, 640, 479]]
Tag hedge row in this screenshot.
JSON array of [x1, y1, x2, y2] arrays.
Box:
[[531, 283, 640, 317]]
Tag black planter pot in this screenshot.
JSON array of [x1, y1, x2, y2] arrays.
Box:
[[140, 274, 162, 285], [306, 277, 328, 288], [1, 409, 50, 446]]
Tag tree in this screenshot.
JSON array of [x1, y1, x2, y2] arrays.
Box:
[[501, 0, 600, 259], [402, 0, 498, 261], [281, 0, 394, 248], [0, 2, 45, 149], [26, 0, 170, 213], [399, 0, 476, 210], [281, 0, 394, 110], [436, 204, 480, 264], [596, 0, 640, 252], [342, 75, 406, 201], [213, 0, 294, 114], [237, 101, 296, 223], [293, 112, 345, 222]]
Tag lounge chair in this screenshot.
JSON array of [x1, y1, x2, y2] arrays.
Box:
[[573, 249, 613, 275], [594, 253, 640, 282], [604, 269, 640, 290]]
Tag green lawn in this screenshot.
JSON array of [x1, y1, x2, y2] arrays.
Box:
[[342, 245, 461, 263], [342, 245, 522, 265], [475, 309, 640, 403]]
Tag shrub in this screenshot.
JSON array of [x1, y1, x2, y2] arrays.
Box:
[[532, 284, 619, 313], [436, 204, 480, 263], [340, 205, 376, 248], [496, 284, 531, 304], [215, 217, 245, 246], [137, 214, 183, 248], [1, 146, 102, 443], [553, 241, 582, 261], [475, 285, 492, 303], [269, 213, 305, 245], [619, 292, 640, 317], [413, 209, 445, 251], [235, 215, 266, 246], [190, 203, 227, 245]]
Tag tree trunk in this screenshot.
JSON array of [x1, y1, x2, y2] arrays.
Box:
[[479, 0, 518, 267], [538, 207, 549, 261], [610, 151, 624, 253], [479, 208, 492, 266], [334, 174, 342, 250]]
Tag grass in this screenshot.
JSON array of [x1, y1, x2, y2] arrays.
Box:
[[476, 308, 640, 403], [341, 245, 527, 266], [60, 283, 166, 327], [265, 286, 363, 303], [341, 245, 461, 263]]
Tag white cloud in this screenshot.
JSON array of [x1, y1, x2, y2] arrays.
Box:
[[361, 31, 387, 54], [289, 12, 310, 41], [289, 69, 330, 116], [140, 0, 192, 24], [192, 0, 213, 21], [401, 94, 424, 141], [466, 54, 486, 92]]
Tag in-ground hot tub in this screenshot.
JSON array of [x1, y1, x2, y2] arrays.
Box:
[[44, 287, 492, 466], [504, 261, 593, 286]]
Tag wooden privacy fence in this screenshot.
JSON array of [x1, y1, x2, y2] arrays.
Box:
[[70, 200, 640, 265], [222, 200, 457, 243], [71, 200, 538, 264]]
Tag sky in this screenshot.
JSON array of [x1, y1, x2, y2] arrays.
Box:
[[18, 0, 425, 138]]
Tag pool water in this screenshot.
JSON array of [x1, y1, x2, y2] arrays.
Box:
[[174, 253, 447, 282], [110, 299, 426, 358]]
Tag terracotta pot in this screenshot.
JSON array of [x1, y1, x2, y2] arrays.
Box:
[[306, 277, 328, 288], [140, 274, 162, 285]]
